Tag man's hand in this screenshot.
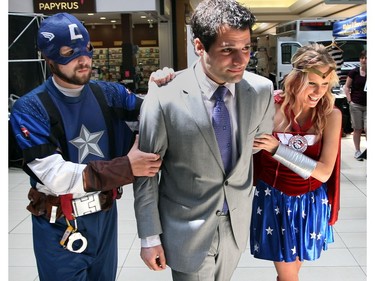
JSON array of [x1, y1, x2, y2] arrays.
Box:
[[141, 245, 167, 271], [128, 135, 162, 177], [149, 67, 175, 87]]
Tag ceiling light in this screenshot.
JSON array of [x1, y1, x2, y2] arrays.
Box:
[[87, 13, 94, 16], [111, 20, 117, 23], [100, 17, 106, 20]]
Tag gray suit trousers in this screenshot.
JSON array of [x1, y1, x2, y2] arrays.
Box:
[[171, 216, 242, 281]]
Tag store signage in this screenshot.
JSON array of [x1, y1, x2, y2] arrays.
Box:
[[33, 0, 96, 14], [333, 12, 367, 39]]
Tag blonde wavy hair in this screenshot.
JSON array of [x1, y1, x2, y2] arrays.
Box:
[[277, 43, 339, 140]]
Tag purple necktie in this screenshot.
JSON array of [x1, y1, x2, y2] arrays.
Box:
[[212, 86, 232, 214], [212, 86, 232, 174]]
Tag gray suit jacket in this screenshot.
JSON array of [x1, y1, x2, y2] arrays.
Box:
[[134, 63, 274, 273]]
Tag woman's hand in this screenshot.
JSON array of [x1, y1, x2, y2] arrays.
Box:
[[149, 67, 176, 87], [253, 134, 279, 154]]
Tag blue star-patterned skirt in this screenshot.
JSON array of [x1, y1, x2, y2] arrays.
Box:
[[250, 180, 334, 262]]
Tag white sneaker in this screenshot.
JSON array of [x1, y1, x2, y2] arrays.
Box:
[[354, 150, 363, 161]]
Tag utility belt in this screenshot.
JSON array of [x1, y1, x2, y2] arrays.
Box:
[[26, 187, 123, 223]]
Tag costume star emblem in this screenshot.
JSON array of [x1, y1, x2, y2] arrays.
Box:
[[275, 206, 280, 215], [265, 226, 273, 235], [257, 206, 262, 215], [291, 246, 297, 255], [264, 187, 272, 196], [254, 189, 259, 197], [70, 125, 104, 163]]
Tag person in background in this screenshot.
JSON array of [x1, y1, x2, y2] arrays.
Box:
[[251, 43, 342, 281], [343, 50, 367, 160], [9, 12, 173, 281], [132, 1, 274, 280]]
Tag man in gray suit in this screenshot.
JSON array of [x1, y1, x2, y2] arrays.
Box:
[[133, 0, 274, 280]]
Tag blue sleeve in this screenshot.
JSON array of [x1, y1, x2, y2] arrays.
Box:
[[9, 93, 57, 163]]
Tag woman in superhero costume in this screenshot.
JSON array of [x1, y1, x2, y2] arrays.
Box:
[[250, 43, 342, 281]]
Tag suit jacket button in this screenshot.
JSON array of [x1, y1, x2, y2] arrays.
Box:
[[224, 181, 229, 186], [216, 210, 222, 216]]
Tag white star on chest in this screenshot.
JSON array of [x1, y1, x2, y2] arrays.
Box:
[[70, 124, 104, 163]]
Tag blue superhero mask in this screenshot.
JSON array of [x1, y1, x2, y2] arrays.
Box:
[[37, 13, 93, 65]]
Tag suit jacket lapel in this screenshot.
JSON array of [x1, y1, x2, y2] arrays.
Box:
[[181, 67, 224, 171]]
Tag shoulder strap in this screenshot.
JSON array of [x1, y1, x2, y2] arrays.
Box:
[[88, 83, 116, 159], [38, 91, 69, 160]]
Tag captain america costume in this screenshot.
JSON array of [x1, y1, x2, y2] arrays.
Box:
[[8, 12, 165, 280], [10, 77, 142, 280]]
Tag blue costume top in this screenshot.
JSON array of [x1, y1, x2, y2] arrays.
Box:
[[10, 77, 142, 188]]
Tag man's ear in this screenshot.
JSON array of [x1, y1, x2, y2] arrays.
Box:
[[43, 57, 56, 72], [194, 38, 205, 56]]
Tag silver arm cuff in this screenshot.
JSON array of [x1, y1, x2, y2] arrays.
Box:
[[272, 143, 317, 180]]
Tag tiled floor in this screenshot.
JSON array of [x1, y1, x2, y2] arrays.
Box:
[[8, 136, 367, 281]]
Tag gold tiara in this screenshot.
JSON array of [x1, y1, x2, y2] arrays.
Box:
[[294, 67, 334, 79]]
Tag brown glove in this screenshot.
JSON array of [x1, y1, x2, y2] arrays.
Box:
[[26, 188, 46, 216], [83, 156, 135, 192], [99, 190, 116, 211]]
